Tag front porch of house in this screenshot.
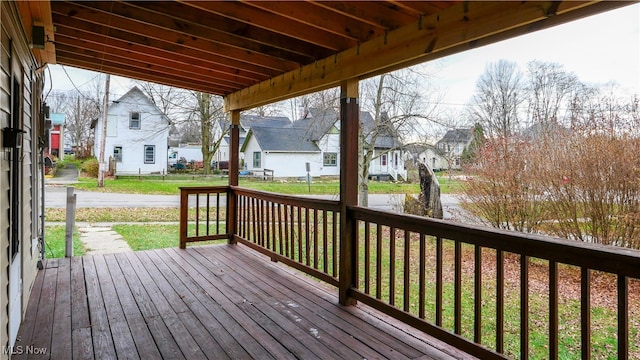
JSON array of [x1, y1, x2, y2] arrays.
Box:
[[14, 244, 471, 359]]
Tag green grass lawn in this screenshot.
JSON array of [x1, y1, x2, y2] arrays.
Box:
[[113, 224, 225, 251], [44, 226, 86, 258], [72, 174, 463, 195]]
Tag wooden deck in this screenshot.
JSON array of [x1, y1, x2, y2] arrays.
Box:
[[14, 244, 475, 360]]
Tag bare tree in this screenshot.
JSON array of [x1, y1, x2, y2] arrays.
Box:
[[191, 92, 228, 174], [525, 60, 579, 128], [357, 68, 440, 206], [469, 60, 524, 138], [46, 90, 101, 158]]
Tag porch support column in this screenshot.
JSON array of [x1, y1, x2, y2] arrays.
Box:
[[339, 79, 359, 306], [228, 109, 241, 244]]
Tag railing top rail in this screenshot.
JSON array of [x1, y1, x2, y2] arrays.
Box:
[[232, 186, 341, 211], [179, 186, 230, 194], [350, 205, 640, 278]]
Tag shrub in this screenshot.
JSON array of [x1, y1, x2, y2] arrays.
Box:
[[82, 158, 100, 178]]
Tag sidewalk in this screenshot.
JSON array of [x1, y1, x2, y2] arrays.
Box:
[[45, 163, 79, 185], [78, 224, 132, 255]]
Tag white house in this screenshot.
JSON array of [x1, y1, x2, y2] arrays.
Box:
[[216, 114, 292, 168], [93, 87, 170, 175], [417, 128, 474, 171], [242, 109, 407, 180]]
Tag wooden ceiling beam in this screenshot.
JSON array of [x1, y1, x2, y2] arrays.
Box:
[[179, 1, 354, 51], [225, 1, 622, 111], [51, 13, 279, 80], [56, 1, 299, 72], [56, 52, 230, 95], [243, 1, 384, 42], [54, 41, 239, 93], [311, 1, 418, 29], [124, 1, 333, 61], [53, 26, 261, 87]]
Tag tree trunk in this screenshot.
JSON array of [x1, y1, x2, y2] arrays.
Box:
[[418, 162, 443, 219]]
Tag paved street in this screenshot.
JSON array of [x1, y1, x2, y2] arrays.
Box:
[[45, 163, 471, 220]]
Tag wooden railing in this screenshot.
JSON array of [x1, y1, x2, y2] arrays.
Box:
[[179, 186, 640, 359], [179, 186, 230, 248], [349, 206, 640, 360], [233, 187, 341, 286]]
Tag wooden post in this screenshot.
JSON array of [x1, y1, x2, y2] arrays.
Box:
[[339, 79, 359, 306], [65, 186, 76, 257], [179, 188, 188, 249], [228, 109, 241, 244]]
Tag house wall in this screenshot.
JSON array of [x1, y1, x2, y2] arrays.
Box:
[[94, 92, 169, 175], [243, 135, 324, 178], [368, 149, 407, 180], [315, 132, 340, 177], [418, 148, 448, 171], [1, 2, 45, 355], [263, 152, 322, 178]]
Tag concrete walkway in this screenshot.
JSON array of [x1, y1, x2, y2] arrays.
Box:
[[78, 224, 132, 255]]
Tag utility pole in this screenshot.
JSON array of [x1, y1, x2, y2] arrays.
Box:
[[97, 74, 110, 187]]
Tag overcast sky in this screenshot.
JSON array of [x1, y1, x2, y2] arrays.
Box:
[[45, 4, 639, 109]]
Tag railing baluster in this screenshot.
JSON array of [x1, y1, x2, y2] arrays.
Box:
[[376, 224, 382, 300], [549, 260, 558, 360], [497, 250, 504, 353], [455, 240, 462, 335], [521, 255, 529, 360], [436, 236, 443, 327], [216, 192, 220, 235], [474, 245, 482, 344], [290, 205, 295, 261], [284, 204, 290, 257], [404, 230, 410, 312], [323, 210, 328, 274], [364, 221, 370, 294], [278, 203, 284, 256], [195, 193, 200, 237], [251, 197, 257, 243], [581, 267, 591, 359], [354, 220, 360, 289], [313, 208, 318, 268], [390, 227, 396, 306], [297, 206, 302, 262], [206, 192, 210, 236], [618, 275, 628, 360], [419, 233, 426, 319], [331, 211, 342, 276], [259, 199, 265, 247], [271, 202, 276, 252], [304, 208, 311, 266]]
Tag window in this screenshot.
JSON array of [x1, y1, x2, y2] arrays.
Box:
[[130, 112, 141, 129], [380, 154, 387, 166], [455, 157, 460, 166], [323, 152, 337, 166], [253, 152, 261, 168], [113, 146, 123, 162], [144, 145, 155, 164]]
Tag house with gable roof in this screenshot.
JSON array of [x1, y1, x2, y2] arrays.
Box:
[[93, 86, 171, 175], [416, 128, 474, 171], [241, 108, 406, 180]]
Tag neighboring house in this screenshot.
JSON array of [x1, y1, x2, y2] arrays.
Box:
[[216, 114, 292, 168], [416, 144, 449, 171], [361, 112, 407, 181], [428, 128, 474, 170], [241, 108, 406, 180], [48, 112, 66, 158], [93, 87, 170, 175]]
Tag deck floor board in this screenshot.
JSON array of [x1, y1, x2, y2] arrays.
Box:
[[15, 244, 477, 359]]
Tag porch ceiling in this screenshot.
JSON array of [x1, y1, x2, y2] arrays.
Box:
[[23, 1, 630, 110]]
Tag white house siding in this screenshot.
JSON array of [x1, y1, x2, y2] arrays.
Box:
[[1, 2, 45, 355], [316, 133, 340, 177], [263, 152, 322, 178], [94, 89, 169, 175], [418, 148, 448, 171], [368, 149, 407, 180]]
